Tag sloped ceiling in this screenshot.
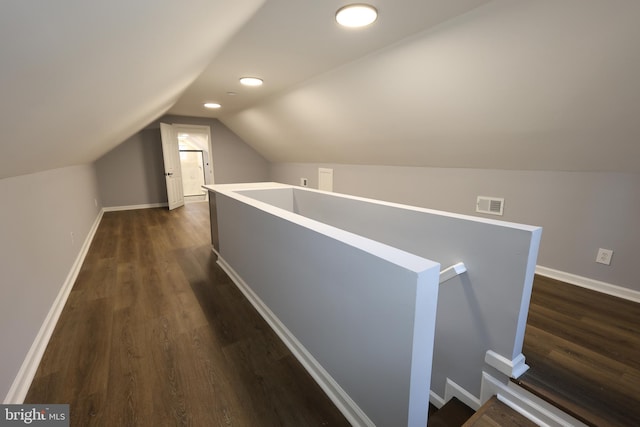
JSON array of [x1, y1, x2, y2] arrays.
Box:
[[214, 0, 640, 172], [0, 0, 264, 179], [2, 0, 639, 178]]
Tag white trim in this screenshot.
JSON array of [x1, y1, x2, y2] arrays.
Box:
[[536, 265, 640, 303], [444, 378, 481, 411], [429, 390, 446, 409], [439, 262, 467, 284], [103, 202, 168, 212], [485, 350, 529, 378], [497, 394, 551, 427], [216, 257, 375, 427], [480, 372, 589, 427], [184, 196, 207, 204], [4, 209, 104, 404]]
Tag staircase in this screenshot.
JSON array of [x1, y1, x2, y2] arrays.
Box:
[[514, 364, 640, 427], [427, 398, 474, 427], [427, 275, 640, 427], [427, 396, 536, 427], [520, 275, 640, 426]]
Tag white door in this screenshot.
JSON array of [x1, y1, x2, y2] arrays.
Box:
[[160, 123, 184, 210]]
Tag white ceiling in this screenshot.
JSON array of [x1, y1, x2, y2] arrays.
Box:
[[169, 0, 491, 117], [173, 0, 640, 173], [0, 0, 265, 179], [1, 0, 639, 179]]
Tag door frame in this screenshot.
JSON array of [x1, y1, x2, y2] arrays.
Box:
[[172, 124, 215, 187]]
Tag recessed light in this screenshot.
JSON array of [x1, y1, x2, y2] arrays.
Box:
[[203, 102, 221, 109], [336, 4, 378, 28], [239, 77, 263, 87]]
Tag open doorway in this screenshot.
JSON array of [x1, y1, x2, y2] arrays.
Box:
[[175, 125, 214, 203], [160, 123, 214, 208], [180, 150, 206, 201]]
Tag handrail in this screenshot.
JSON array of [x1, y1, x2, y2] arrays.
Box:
[[439, 262, 467, 284]]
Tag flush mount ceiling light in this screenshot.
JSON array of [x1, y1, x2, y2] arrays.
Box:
[[239, 77, 263, 87], [335, 4, 378, 28], [203, 102, 221, 109]]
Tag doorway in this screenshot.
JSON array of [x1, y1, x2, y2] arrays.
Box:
[[160, 123, 214, 207], [179, 150, 206, 201]]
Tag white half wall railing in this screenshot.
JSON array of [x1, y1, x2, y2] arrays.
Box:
[[205, 183, 542, 426], [208, 183, 439, 427]]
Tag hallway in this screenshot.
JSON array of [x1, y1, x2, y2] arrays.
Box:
[[25, 203, 349, 426]]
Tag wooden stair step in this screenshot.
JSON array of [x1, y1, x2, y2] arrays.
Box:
[[427, 397, 475, 427], [462, 396, 537, 427], [513, 359, 640, 427], [521, 275, 640, 427]]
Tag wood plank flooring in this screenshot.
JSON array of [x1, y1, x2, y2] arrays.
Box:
[[25, 203, 349, 427], [518, 275, 640, 426], [25, 202, 640, 426], [462, 396, 536, 427]]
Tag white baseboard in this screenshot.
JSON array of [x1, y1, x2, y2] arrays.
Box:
[[536, 265, 640, 303], [429, 379, 481, 412], [480, 371, 589, 427], [444, 378, 481, 411], [4, 209, 104, 404], [485, 350, 529, 379], [103, 202, 168, 212], [216, 257, 374, 427], [429, 390, 446, 409]]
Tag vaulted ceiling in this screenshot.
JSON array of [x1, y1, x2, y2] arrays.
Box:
[[2, 0, 639, 179], [0, 0, 265, 179]]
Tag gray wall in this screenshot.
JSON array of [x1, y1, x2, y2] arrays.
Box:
[[271, 163, 640, 293], [157, 115, 270, 185], [95, 129, 167, 207], [96, 116, 269, 207], [0, 164, 102, 400]]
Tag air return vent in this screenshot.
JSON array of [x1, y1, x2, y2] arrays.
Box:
[[476, 196, 504, 216]]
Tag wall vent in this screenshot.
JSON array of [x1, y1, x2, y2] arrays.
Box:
[[476, 196, 504, 216]]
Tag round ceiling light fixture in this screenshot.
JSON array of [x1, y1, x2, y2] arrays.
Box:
[[203, 102, 221, 109], [335, 4, 378, 28], [239, 77, 263, 87]]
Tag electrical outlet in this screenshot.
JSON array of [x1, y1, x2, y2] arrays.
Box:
[[596, 248, 613, 265], [70, 232, 75, 245], [300, 177, 308, 187]]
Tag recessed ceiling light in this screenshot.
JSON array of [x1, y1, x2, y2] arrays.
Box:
[[336, 4, 378, 28], [203, 102, 221, 109], [239, 77, 263, 87]]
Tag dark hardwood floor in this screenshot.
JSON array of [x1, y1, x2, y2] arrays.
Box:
[[25, 203, 349, 426], [462, 396, 536, 427], [25, 201, 640, 426], [519, 275, 640, 426]]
